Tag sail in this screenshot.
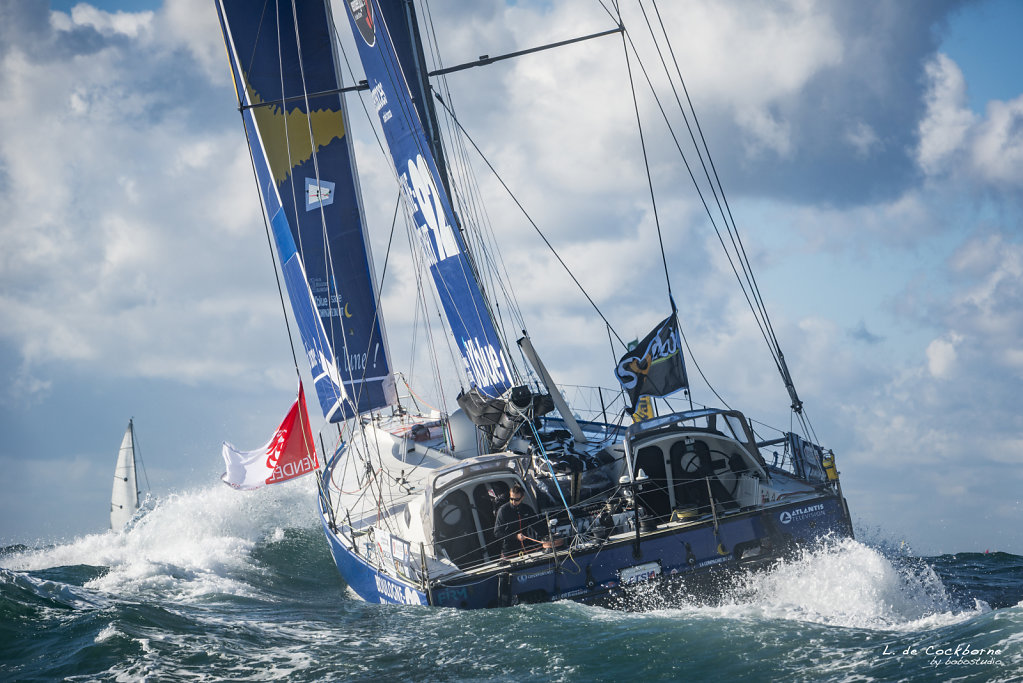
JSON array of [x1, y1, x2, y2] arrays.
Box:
[[341, 0, 514, 399], [110, 421, 138, 530], [216, 0, 396, 420]]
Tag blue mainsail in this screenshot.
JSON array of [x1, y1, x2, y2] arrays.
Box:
[[342, 0, 514, 399], [216, 0, 396, 420]]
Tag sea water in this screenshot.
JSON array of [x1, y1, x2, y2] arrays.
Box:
[[2, 484, 1020, 681]]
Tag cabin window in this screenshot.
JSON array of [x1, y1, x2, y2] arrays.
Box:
[[722, 414, 748, 443], [669, 440, 710, 512], [632, 438, 745, 521], [434, 489, 484, 568], [433, 479, 513, 568], [634, 445, 671, 520]]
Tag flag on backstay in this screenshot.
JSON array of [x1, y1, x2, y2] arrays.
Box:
[[221, 382, 319, 489], [615, 314, 688, 412]]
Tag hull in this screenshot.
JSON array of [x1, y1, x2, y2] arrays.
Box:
[[318, 513, 429, 606], [317, 455, 852, 609]]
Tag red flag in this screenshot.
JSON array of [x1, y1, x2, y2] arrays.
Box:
[[221, 383, 319, 489]]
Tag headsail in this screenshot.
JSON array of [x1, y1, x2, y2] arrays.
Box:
[[216, 0, 396, 420], [342, 0, 514, 399], [110, 420, 139, 530]]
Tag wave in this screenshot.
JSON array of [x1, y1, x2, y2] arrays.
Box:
[[0, 482, 322, 602], [2, 482, 1021, 682]]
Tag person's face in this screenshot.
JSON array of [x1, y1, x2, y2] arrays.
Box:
[[509, 493, 522, 506]]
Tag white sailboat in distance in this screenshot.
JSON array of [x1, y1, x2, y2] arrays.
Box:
[[110, 418, 149, 530]]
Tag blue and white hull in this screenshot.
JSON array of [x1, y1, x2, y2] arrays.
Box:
[[316, 409, 853, 610]]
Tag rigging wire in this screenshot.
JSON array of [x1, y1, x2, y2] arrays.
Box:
[[287, 0, 374, 487], [431, 93, 625, 349], [419, 0, 530, 382], [616, 6, 674, 308], [640, 0, 816, 435]]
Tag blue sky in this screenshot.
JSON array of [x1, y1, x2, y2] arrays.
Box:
[[1, 0, 1021, 555]]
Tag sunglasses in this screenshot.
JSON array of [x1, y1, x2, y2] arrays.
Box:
[[510, 496, 522, 502]]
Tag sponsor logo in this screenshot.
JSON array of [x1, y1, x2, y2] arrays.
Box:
[[779, 503, 826, 525], [694, 555, 731, 569], [347, 0, 375, 46], [374, 574, 423, 605], [371, 82, 391, 123], [266, 452, 316, 484], [309, 348, 343, 391], [433, 587, 468, 606], [619, 561, 661, 585], [305, 178, 335, 211], [516, 568, 554, 584], [616, 320, 681, 391], [404, 154, 460, 265], [462, 336, 509, 389]]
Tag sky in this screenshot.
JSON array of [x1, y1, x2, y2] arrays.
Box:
[[1, 0, 1021, 556]]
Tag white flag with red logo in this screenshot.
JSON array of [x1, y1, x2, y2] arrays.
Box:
[[221, 382, 319, 489]]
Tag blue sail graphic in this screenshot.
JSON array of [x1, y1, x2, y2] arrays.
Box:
[[342, 0, 514, 399], [216, 0, 396, 420]]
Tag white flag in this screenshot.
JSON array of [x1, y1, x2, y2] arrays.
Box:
[[221, 382, 318, 489]]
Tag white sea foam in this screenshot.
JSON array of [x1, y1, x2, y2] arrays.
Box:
[[694, 538, 987, 631], [0, 481, 318, 601]]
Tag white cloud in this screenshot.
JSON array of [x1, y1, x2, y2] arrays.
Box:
[[925, 334, 959, 378], [971, 95, 1023, 189], [916, 53, 975, 175], [66, 4, 154, 39], [1, 0, 1021, 554], [917, 52, 1023, 191], [159, 0, 229, 82]]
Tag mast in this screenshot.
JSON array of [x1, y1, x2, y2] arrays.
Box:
[[129, 418, 140, 502], [378, 0, 453, 202]]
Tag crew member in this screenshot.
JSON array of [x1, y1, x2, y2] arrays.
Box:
[[494, 484, 540, 558]]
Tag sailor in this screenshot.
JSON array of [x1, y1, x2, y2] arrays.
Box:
[[494, 484, 540, 558]]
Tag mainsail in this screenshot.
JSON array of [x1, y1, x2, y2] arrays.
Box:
[[216, 0, 396, 420], [110, 420, 139, 530], [342, 0, 514, 399]]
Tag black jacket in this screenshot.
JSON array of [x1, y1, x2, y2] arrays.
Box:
[[493, 501, 540, 556]]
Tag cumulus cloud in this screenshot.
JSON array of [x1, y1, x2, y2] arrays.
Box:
[[971, 96, 1023, 188], [0, 0, 281, 401], [917, 51, 1023, 190], [1, 0, 1021, 552], [916, 53, 975, 175], [52, 3, 154, 38]]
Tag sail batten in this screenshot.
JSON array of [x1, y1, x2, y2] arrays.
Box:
[[217, 0, 396, 419]]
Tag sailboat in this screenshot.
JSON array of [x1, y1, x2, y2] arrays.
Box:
[[214, 0, 854, 608], [110, 418, 147, 530]]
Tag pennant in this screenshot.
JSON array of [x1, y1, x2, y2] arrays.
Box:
[[221, 382, 319, 489], [615, 314, 688, 411]]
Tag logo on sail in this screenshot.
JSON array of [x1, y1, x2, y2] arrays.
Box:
[[347, 0, 376, 46], [306, 177, 335, 211], [462, 337, 509, 389], [404, 154, 460, 264]]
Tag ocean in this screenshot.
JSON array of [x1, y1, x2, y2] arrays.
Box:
[[2, 484, 1020, 682]]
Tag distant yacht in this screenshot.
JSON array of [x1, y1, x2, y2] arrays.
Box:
[[110, 418, 149, 530]]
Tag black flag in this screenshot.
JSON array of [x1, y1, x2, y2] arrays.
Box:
[[615, 314, 688, 411]]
